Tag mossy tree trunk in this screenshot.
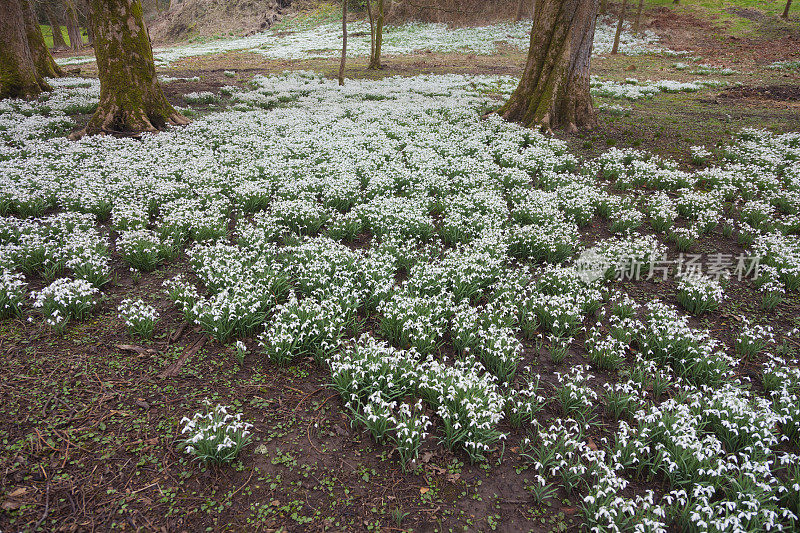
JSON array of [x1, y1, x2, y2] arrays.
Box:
[[22, 0, 64, 78], [497, 0, 599, 133], [73, 0, 188, 138], [367, 0, 384, 70], [65, 0, 83, 49], [0, 0, 50, 99]]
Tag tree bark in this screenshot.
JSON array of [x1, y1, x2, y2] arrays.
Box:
[[0, 0, 50, 99], [633, 0, 644, 33], [497, 0, 599, 133], [611, 0, 627, 54], [46, 5, 69, 49], [73, 0, 189, 138], [515, 0, 527, 21], [338, 0, 346, 85], [22, 0, 64, 78], [367, 0, 375, 63], [782, 0, 792, 18], [367, 0, 384, 69], [65, 0, 82, 49]]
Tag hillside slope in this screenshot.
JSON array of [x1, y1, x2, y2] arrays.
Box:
[[149, 0, 294, 42]]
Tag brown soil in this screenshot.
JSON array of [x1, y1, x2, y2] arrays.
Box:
[[148, 0, 297, 43], [719, 84, 800, 101], [647, 6, 800, 64]]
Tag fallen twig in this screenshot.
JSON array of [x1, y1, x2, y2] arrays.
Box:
[[294, 387, 325, 411], [115, 344, 157, 356], [158, 336, 207, 379], [33, 482, 50, 531]]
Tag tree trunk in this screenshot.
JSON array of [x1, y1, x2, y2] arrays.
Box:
[[515, 0, 527, 21], [497, 0, 599, 133], [65, 0, 82, 49], [368, 0, 384, 69], [611, 0, 627, 55], [46, 6, 69, 50], [599, 0, 607, 15], [0, 0, 50, 99], [72, 0, 188, 138], [367, 0, 376, 64], [782, 0, 792, 18], [22, 0, 64, 78], [338, 0, 346, 85], [85, 9, 94, 44], [633, 0, 644, 33]]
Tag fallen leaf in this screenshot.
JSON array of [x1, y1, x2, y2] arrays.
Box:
[[420, 487, 429, 495], [7, 488, 28, 498], [1, 500, 21, 511]]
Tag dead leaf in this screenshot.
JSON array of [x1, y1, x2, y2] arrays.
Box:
[[7, 488, 28, 498], [420, 487, 429, 495], [1, 500, 22, 511]]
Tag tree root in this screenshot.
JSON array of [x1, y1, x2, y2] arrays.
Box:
[[69, 109, 191, 140]]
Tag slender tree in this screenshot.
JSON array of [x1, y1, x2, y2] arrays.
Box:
[[339, 0, 347, 85], [633, 0, 644, 33], [1, 0, 51, 99], [497, 0, 599, 133], [611, 0, 627, 54], [22, 0, 64, 78], [71, 0, 188, 137], [782, 0, 792, 18], [366, 0, 385, 70]]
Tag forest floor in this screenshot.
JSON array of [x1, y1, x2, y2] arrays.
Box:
[[2, 3, 800, 533]]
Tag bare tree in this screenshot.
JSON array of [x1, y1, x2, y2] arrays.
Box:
[[497, 0, 599, 133], [514, 0, 529, 21], [339, 0, 347, 85], [42, 2, 69, 49], [366, 0, 385, 69], [71, 0, 188, 137], [65, 0, 83, 49], [633, 0, 644, 33], [611, 0, 627, 55]]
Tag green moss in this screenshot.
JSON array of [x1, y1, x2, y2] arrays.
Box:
[[87, 0, 184, 132]]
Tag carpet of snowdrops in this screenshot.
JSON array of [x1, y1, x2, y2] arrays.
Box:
[[55, 17, 678, 67], [2, 70, 800, 533]]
